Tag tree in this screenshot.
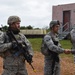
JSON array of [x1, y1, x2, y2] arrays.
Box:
[[2, 25, 8, 31], [20, 26, 26, 29], [25, 25, 33, 29]]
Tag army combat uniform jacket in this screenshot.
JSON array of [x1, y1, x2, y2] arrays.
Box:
[[70, 29, 75, 52], [70, 29, 75, 63], [41, 31, 64, 75], [0, 31, 33, 75]]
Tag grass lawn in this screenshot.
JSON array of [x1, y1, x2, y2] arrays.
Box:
[[28, 38, 72, 51], [28, 38, 73, 58], [28, 38, 42, 51], [60, 40, 72, 49]]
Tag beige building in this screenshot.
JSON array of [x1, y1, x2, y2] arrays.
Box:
[[20, 29, 47, 38]]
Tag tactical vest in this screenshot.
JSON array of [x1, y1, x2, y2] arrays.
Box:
[[3, 32, 23, 57], [41, 32, 59, 62], [41, 32, 60, 75]]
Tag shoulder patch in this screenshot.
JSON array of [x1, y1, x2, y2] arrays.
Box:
[[45, 37, 50, 42], [44, 35, 51, 41], [44, 34, 54, 44]]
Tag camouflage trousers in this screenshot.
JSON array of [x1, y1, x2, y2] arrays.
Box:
[[44, 58, 60, 75], [2, 65, 28, 75], [2, 69, 28, 75]]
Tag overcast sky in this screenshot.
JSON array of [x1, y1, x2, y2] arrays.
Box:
[[0, 0, 75, 28]]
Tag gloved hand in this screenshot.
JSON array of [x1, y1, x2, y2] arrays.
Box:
[[12, 41, 18, 50], [26, 55, 33, 63], [12, 41, 23, 50], [64, 49, 71, 54]]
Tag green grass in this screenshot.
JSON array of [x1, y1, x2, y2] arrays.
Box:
[[28, 38, 72, 51], [28, 38, 42, 51], [60, 40, 72, 49], [59, 40, 73, 58], [28, 38, 73, 58]]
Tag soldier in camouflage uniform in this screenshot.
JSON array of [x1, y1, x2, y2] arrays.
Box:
[[70, 27, 75, 63], [0, 16, 34, 75], [41, 20, 70, 75]]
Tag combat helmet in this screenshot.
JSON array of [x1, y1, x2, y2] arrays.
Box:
[[49, 20, 60, 29], [7, 16, 21, 25]]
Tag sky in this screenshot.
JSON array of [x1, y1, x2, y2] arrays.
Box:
[[0, 0, 75, 28]]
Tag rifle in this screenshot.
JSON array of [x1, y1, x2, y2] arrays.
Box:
[[7, 29, 36, 72]]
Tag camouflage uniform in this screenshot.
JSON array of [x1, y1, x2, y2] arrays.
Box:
[[41, 31, 64, 75], [0, 30, 33, 75], [70, 28, 75, 63]]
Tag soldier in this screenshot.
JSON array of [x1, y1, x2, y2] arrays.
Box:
[[0, 16, 34, 75], [70, 27, 75, 63], [41, 20, 70, 75]]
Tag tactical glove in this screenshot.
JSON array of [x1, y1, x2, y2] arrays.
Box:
[[26, 55, 33, 63], [12, 41, 18, 50], [12, 41, 23, 50]]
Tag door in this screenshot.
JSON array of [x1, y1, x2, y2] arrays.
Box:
[[63, 10, 71, 31]]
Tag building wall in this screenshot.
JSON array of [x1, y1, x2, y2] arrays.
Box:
[[52, 3, 75, 28]]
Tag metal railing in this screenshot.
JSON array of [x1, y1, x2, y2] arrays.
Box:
[[58, 22, 72, 40], [59, 22, 72, 34]]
